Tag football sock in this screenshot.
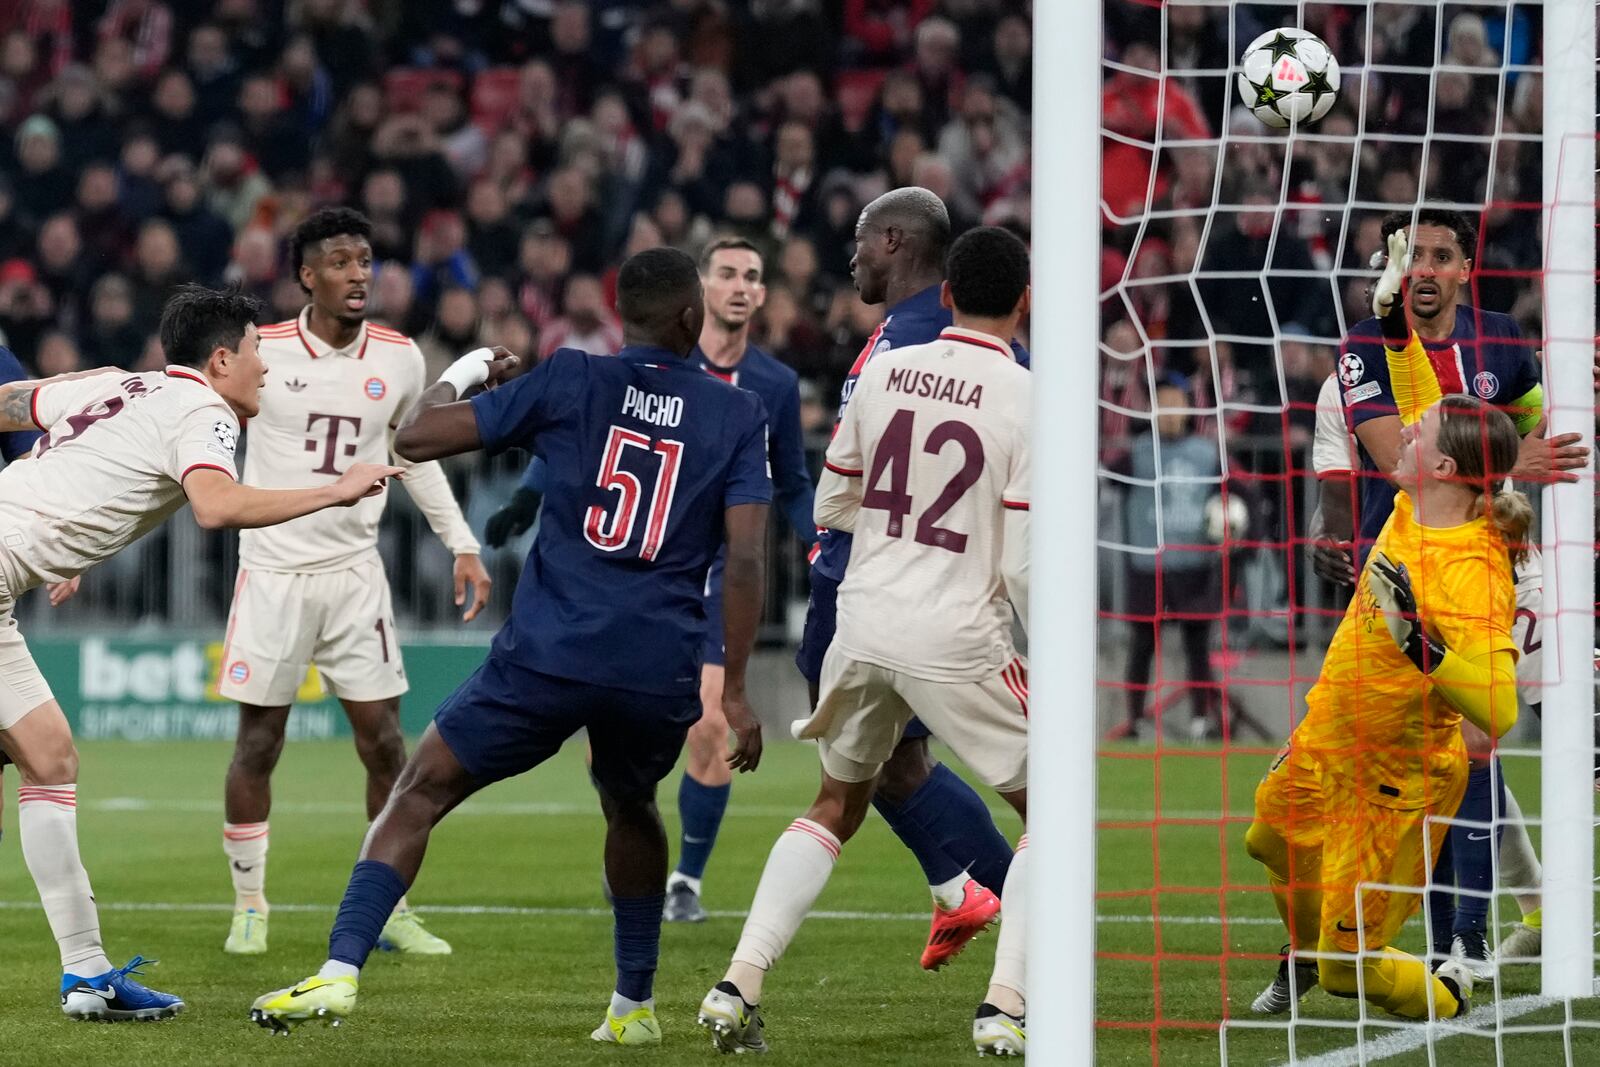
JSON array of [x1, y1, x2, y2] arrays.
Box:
[[326, 859, 409, 971], [876, 762, 1013, 893], [18, 783, 112, 976], [1426, 834, 1456, 960], [931, 872, 970, 910], [728, 818, 841, 1004], [610, 991, 653, 1017], [1451, 762, 1504, 936], [223, 821, 269, 912], [1498, 783, 1543, 916], [675, 774, 731, 883], [985, 836, 1027, 1018], [612, 894, 665, 1002], [611, 895, 662, 1004], [1318, 946, 1460, 1020]]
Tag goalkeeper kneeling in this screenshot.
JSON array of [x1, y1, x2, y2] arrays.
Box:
[[1246, 234, 1525, 1020]]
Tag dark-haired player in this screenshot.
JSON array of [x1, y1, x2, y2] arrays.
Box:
[[700, 227, 1032, 1057], [215, 208, 487, 957], [0, 284, 399, 1021], [1325, 211, 1582, 983], [250, 248, 771, 1046], [663, 235, 816, 922], [799, 187, 1027, 970]]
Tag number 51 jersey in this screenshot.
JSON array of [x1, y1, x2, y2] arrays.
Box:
[[826, 327, 1031, 682], [470, 346, 772, 697]]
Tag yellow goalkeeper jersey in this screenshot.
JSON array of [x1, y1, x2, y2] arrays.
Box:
[[1294, 492, 1516, 809]]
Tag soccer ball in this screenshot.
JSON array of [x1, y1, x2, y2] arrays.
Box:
[[1236, 27, 1340, 128], [1205, 493, 1249, 544]]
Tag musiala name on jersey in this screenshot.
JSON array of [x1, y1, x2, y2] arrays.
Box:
[[885, 366, 985, 408]]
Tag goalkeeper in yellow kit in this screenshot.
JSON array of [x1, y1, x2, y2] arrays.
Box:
[[1245, 229, 1527, 1020]]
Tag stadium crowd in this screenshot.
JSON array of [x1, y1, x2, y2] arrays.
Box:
[[0, 0, 1033, 413], [0, 0, 1032, 623]]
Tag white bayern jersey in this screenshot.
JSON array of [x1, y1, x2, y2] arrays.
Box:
[[240, 308, 477, 572], [0, 366, 238, 593], [823, 326, 1030, 682]]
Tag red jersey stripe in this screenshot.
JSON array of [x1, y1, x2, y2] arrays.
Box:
[[1002, 500, 1029, 510], [824, 461, 863, 477], [938, 327, 1013, 359], [181, 462, 235, 482]]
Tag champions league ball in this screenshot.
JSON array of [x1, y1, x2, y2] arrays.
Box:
[[1236, 27, 1340, 128]]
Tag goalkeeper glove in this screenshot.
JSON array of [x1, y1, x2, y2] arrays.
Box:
[[1368, 550, 1446, 673], [1372, 228, 1412, 344], [483, 487, 542, 548]]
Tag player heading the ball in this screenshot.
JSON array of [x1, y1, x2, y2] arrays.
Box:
[[0, 283, 399, 1023]]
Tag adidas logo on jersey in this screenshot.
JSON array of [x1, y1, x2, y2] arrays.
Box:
[[285, 378, 307, 392]]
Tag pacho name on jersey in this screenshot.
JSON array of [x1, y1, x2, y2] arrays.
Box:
[[622, 385, 684, 428]]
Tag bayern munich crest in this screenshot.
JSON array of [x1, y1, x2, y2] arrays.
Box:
[[364, 377, 387, 400], [1473, 370, 1499, 398], [228, 661, 250, 684]]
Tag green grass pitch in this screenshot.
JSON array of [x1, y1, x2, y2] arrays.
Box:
[[0, 739, 1593, 1065]]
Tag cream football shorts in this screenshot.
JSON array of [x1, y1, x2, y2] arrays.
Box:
[[797, 646, 1029, 794], [0, 607, 54, 731], [217, 557, 407, 706]]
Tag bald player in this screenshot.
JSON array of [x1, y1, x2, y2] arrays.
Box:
[[796, 187, 1029, 970]]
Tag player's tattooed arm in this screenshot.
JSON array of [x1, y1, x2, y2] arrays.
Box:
[[0, 383, 35, 432]]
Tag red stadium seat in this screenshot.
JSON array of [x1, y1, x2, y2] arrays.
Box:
[[384, 67, 464, 114], [835, 68, 889, 132], [471, 67, 522, 133]]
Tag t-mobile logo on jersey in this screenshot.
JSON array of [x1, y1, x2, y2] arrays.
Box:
[[305, 413, 362, 474]]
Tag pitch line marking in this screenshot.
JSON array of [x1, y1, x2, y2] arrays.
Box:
[[0, 899, 1280, 926], [1265, 978, 1600, 1067]]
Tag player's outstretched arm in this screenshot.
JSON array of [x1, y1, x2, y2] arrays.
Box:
[[0, 368, 120, 432], [393, 347, 521, 462], [721, 501, 769, 773], [184, 464, 403, 530]]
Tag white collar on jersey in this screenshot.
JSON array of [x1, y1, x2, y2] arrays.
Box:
[[163, 365, 219, 391], [295, 305, 369, 360], [938, 326, 1015, 359]]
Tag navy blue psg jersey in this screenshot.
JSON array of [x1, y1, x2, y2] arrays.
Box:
[[811, 284, 1030, 582], [1338, 305, 1540, 544], [0, 346, 39, 461], [689, 341, 814, 542], [471, 346, 772, 696]]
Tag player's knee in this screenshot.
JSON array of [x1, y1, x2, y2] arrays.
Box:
[[20, 735, 77, 785], [876, 738, 934, 805], [688, 700, 728, 751], [1317, 956, 1361, 998], [354, 721, 406, 774], [1244, 819, 1286, 869]]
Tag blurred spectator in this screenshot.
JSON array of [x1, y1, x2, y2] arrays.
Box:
[[510, 59, 562, 170], [423, 79, 488, 181], [360, 168, 411, 262], [549, 0, 605, 117], [0, 177, 27, 261], [418, 285, 481, 381], [97, 0, 173, 83], [239, 71, 309, 180], [224, 225, 278, 306], [2, 0, 73, 82], [0, 257, 53, 356], [42, 64, 117, 170], [533, 166, 607, 272], [937, 77, 1026, 228], [90, 35, 136, 100], [907, 16, 963, 131], [769, 121, 819, 240], [371, 111, 457, 216], [515, 220, 571, 331], [326, 81, 385, 178], [1196, 182, 1335, 351], [116, 129, 164, 222], [410, 209, 478, 312], [34, 328, 80, 375], [75, 160, 133, 271], [466, 180, 521, 280], [278, 33, 333, 135], [14, 114, 71, 228], [984, 14, 1030, 111], [128, 218, 187, 336], [201, 127, 272, 234], [35, 212, 90, 317], [482, 128, 536, 206], [843, 0, 934, 65], [78, 272, 144, 369], [297, 0, 372, 96], [159, 157, 232, 286], [539, 273, 621, 358], [149, 67, 203, 157], [371, 260, 419, 336], [187, 22, 240, 128]]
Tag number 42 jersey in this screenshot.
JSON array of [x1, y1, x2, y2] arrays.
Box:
[[822, 327, 1031, 682], [471, 346, 772, 697]]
